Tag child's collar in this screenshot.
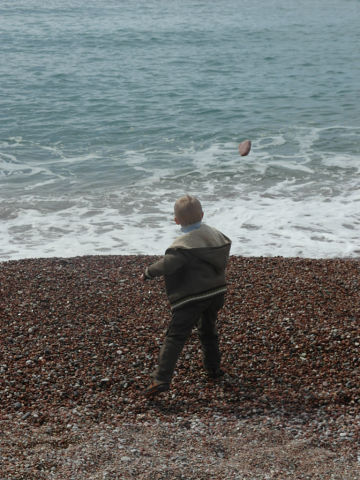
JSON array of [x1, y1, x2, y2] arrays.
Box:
[[180, 221, 202, 233]]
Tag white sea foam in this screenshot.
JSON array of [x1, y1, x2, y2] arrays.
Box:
[[0, 151, 64, 181], [1, 180, 359, 260], [1, 127, 359, 261]]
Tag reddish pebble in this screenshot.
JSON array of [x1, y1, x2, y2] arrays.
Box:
[[238, 139, 251, 156]]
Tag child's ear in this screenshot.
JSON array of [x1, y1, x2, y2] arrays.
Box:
[[174, 217, 181, 225]]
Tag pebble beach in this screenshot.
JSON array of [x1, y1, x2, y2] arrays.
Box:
[[1, 255, 359, 479]]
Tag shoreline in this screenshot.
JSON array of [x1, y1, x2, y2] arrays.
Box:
[[2, 253, 360, 263], [1, 255, 359, 478]]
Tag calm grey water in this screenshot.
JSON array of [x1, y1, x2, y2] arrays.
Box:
[[1, 0, 359, 259]]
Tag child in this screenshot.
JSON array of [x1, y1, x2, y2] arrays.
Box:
[[142, 195, 231, 397]]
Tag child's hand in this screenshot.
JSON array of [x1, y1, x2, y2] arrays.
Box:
[[141, 269, 152, 281], [141, 268, 153, 281]]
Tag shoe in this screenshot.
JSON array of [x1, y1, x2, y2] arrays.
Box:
[[144, 380, 170, 398], [206, 368, 225, 379]]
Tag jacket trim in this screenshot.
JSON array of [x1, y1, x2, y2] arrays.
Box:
[[170, 286, 227, 311]]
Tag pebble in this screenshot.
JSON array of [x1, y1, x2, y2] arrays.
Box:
[[0, 254, 359, 473]]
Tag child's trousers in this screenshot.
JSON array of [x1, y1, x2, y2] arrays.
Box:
[[153, 293, 225, 385]]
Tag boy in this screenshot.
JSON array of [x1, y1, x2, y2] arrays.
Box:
[[142, 195, 231, 397]]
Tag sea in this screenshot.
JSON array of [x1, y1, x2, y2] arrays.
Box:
[[1, 0, 359, 261]]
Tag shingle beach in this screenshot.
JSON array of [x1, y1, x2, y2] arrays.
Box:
[[1, 256, 359, 479]]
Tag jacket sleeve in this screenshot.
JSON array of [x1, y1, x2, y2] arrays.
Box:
[[146, 257, 165, 278], [147, 249, 187, 278]]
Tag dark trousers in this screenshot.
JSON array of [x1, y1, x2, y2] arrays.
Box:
[[154, 294, 225, 385]]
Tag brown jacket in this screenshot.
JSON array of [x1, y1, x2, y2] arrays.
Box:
[[145, 224, 231, 310]]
